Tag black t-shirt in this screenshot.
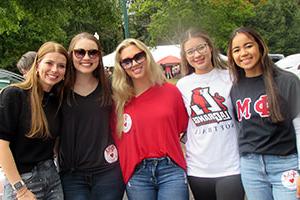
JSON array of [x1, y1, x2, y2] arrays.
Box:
[[59, 83, 118, 174], [0, 86, 60, 173], [230, 69, 300, 156]]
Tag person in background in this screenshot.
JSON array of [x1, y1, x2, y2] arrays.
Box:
[[112, 38, 189, 200], [59, 32, 125, 200], [0, 41, 68, 200], [227, 26, 300, 200], [16, 51, 37, 77], [176, 28, 244, 200]]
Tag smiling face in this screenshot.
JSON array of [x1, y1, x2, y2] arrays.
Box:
[[183, 37, 213, 74], [37, 52, 67, 91], [119, 44, 148, 81], [231, 33, 262, 77], [72, 38, 100, 75]]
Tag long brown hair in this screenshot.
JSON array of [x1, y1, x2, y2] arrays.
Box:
[[13, 41, 68, 138], [227, 27, 284, 123], [65, 32, 112, 106], [180, 27, 227, 76]]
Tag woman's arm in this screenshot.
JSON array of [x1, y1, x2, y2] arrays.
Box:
[[0, 139, 36, 199]]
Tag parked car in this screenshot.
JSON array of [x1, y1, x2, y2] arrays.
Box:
[[269, 53, 285, 62], [0, 69, 24, 89], [275, 53, 300, 77]]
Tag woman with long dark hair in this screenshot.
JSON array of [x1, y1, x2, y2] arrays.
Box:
[[228, 27, 300, 200], [59, 32, 125, 200]]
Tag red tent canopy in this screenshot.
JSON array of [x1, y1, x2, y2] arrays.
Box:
[[157, 55, 181, 65]]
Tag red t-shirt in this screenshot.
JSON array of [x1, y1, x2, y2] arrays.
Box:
[[113, 83, 188, 183]]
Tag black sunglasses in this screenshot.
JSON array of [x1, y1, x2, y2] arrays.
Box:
[[120, 51, 146, 69], [73, 49, 100, 59]]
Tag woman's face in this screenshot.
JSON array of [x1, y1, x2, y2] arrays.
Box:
[[183, 37, 213, 74], [37, 52, 67, 92], [119, 44, 147, 81], [72, 38, 100, 75], [231, 33, 262, 77]]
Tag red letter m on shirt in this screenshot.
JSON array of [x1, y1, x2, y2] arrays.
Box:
[[236, 98, 251, 121]]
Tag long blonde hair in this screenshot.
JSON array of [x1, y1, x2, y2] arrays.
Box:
[[12, 41, 68, 138], [112, 38, 165, 136]]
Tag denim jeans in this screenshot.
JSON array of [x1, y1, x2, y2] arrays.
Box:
[[241, 153, 298, 200], [126, 157, 189, 200], [3, 159, 63, 200], [60, 165, 125, 200]]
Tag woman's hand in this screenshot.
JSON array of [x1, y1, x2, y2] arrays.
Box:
[[16, 187, 36, 200]]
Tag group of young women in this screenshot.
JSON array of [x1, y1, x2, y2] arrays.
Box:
[[0, 26, 299, 200]]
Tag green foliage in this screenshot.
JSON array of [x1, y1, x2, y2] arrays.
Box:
[[247, 0, 300, 55], [64, 0, 122, 53], [0, 0, 122, 71], [129, 0, 299, 55], [1, 0, 299, 71]]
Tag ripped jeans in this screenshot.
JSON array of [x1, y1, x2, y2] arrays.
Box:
[[126, 157, 189, 200], [3, 159, 63, 200]]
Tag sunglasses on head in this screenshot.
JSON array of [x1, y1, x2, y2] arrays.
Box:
[[73, 49, 100, 59], [120, 51, 146, 69]]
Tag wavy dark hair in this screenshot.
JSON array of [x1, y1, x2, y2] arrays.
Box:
[[227, 27, 283, 123]]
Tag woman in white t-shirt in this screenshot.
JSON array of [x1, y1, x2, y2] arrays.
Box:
[[176, 28, 244, 200]]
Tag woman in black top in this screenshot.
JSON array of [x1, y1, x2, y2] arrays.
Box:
[[0, 41, 68, 200], [59, 32, 125, 200], [228, 27, 300, 200]]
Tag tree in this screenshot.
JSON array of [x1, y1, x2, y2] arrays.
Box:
[[0, 0, 70, 71], [129, 0, 256, 52], [0, 0, 122, 71], [247, 0, 300, 55], [63, 0, 123, 54]]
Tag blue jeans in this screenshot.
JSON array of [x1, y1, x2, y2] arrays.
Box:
[[3, 159, 63, 200], [126, 157, 189, 200], [60, 165, 125, 200], [241, 153, 298, 200]]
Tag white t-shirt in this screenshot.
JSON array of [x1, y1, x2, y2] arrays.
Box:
[[177, 68, 240, 177]]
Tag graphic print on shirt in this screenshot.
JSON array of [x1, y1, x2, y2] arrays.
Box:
[[190, 87, 231, 126], [236, 94, 270, 121], [104, 144, 118, 163], [281, 170, 298, 190], [123, 113, 132, 133]]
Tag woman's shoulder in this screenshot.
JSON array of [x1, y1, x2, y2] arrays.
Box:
[[0, 86, 27, 108], [275, 67, 300, 85], [1, 86, 26, 98], [176, 73, 195, 87]]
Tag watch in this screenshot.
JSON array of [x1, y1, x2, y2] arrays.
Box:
[[12, 180, 26, 191]]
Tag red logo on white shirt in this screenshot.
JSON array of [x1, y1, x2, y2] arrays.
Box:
[[190, 87, 231, 126], [123, 113, 132, 133], [104, 144, 118, 163], [281, 170, 298, 190]]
